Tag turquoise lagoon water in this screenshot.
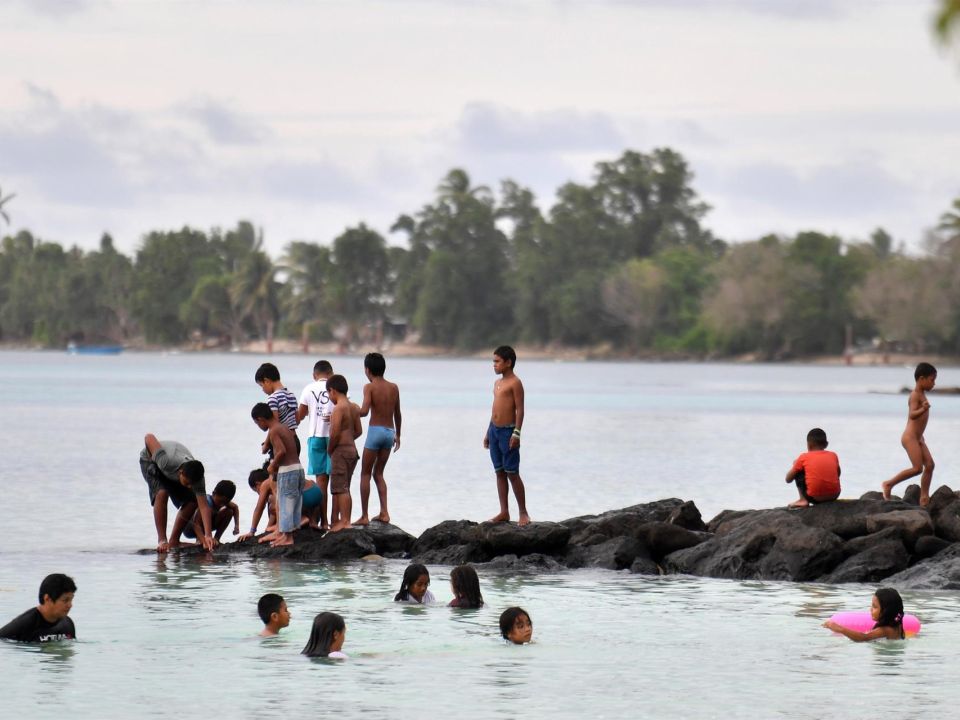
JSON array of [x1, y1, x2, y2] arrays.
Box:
[[2, 352, 960, 718]]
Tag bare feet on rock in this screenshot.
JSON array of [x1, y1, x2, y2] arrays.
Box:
[[374, 512, 390, 524], [788, 499, 810, 509], [881, 481, 895, 501], [518, 512, 531, 527], [352, 515, 370, 527], [270, 533, 294, 547], [258, 531, 279, 544], [488, 511, 510, 523], [329, 521, 351, 533]]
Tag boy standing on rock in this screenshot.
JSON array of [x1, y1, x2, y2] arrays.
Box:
[[326, 374, 362, 532], [484, 345, 531, 526], [356, 352, 402, 526], [252, 403, 304, 547], [883, 362, 938, 506]]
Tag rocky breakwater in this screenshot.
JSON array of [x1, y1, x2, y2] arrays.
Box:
[[149, 485, 960, 589]]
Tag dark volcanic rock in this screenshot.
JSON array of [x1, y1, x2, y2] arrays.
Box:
[[478, 521, 571, 557], [663, 509, 843, 581], [667, 501, 706, 532], [913, 535, 953, 560], [136, 491, 960, 590], [822, 539, 910, 583], [926, 485, 958, 517], [479, 553, 564, 572], [886, 543, 960, 590], [902, 484, 921, 506], [864, 509, 933, 551], [635, 522, 707, 561], [564, 537, 650, 571], [840, 526, 901, 558], [859, 491, 885, 501], [932, 501, 960, 542], [793, 499, 912, 539]]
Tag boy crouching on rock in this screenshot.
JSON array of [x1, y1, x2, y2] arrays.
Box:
[[785, 427, 841, 508]]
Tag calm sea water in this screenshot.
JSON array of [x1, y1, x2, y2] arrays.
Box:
[[2, 352, 959, 718]]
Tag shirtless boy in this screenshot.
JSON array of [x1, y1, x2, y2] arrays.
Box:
[[882, 362, 937, 506], [326, 374, 362, 532], [355, 352, 401, 526], [483, 345, 530, 526], [251, 403, 304, 547]]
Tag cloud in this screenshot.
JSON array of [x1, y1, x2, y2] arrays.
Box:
[[183, 98, 270, 145], [457, 102, 625, 154], [698, 157, 917, 235], [9, 0, 92, 16], [599, 0, 847, 19], [257, 160, 374, 204]]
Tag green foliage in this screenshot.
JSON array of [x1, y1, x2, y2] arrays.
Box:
[[3, 150, 960, 358]]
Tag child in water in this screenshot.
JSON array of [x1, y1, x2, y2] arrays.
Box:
[[302, 612, 348, 658], [448, 565, 484, 608], [822, 588, 906, 641], [394, 564, 435, 605], [257, 593, 290, 638], [499, 607, 533, 644]]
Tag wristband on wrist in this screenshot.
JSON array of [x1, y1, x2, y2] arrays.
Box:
[[512, 428, 521, 438]]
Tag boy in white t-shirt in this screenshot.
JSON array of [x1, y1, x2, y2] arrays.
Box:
[[297, 359, 334, 530]]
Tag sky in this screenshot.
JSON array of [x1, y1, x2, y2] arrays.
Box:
[[1, 0, 959, 257]]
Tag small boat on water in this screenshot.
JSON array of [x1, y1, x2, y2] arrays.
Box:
[[66, 342, 124, 355]]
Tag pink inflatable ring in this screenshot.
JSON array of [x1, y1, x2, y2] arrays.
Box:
[[829, 611, 921, 637]]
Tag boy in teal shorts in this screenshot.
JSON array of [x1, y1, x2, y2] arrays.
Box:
[[298, 360, 334, 529]]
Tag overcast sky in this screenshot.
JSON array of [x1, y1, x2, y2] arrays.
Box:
[[1, 0, 958, 256]]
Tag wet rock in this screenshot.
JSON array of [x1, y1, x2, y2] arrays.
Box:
[[840, 526, 902, 558], [667, 501, 706, 532], [635, 522, 707, 561], [863, 509, 933, 551], [822, 539, 910, 584], [913, 535, 953, 560], [564, 537, 649, 571], [886, 543, 960, 590], [926, 485, 958, 518], [663, 509, 843, 581], [562, 499, 692, 544], [794, 499, 911, 539], [478, 553, 564, 572], [223, 527, 378, 560], [932, 501, 960, 543], [477, 521, 571, 558], [902, 484, 921, 506], [706, 509, 753, 534]]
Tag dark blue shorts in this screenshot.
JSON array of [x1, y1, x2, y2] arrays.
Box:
[[488, 423, 520, 474]]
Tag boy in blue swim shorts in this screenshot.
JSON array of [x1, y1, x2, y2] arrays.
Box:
[[298, 360, 334, 529], [356, 352, 402, 526], [483, 346, 531, 526]]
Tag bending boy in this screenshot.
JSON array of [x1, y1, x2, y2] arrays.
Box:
[[139, 434, 214, 552]]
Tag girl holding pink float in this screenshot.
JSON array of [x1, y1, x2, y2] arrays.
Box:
[[823, 588, 918, 642]]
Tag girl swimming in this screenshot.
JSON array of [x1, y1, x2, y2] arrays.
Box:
[[394, 563, 435, 605], [448, 564, 484, 608], [499, 607, 533, 644], [822, 588, 906, 641], [301, 612, 348, 658]]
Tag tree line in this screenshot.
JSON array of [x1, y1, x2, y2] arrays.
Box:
[[2, 148, 960, 358]]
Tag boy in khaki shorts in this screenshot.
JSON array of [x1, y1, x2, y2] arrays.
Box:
[[326, 374, 362, 532]]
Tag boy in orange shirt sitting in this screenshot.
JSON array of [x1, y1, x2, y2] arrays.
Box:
[[785, 427, 841, 508]]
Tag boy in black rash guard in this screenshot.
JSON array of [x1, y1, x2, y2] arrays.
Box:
[[0, 574, 77, 643]]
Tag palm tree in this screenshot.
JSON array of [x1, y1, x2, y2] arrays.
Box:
[[231, 250, 280, 352], [279, 241, 333, 352], [0, 185, 15, 226]]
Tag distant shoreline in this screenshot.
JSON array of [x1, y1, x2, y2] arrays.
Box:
[[1, 340, 957, 367]]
